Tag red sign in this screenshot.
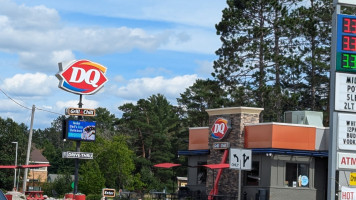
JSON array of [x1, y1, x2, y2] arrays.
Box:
[[56, 60, 108, 95], [211, 118, 231, 140]]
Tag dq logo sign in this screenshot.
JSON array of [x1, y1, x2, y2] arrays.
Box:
[[211, 118, 231, 140], [56, 60, 108, 95]]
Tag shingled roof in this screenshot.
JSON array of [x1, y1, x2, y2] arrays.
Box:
[[30, 147, 49, 163]]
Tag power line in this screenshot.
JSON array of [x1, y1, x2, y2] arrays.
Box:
[[0, 88, 31, 110], [35, 107, 63, 116], [0, 87, 63, 116]]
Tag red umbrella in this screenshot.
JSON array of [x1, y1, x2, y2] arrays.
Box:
[[20, 164, 50, 168], [203, 163, 229, 169], [0, 165, 17, 169], [0, 164, 50, 169], [154, 163, 181, 168]]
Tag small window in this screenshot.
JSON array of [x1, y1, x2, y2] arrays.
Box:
[[245, 161, 259, 186], [197, 161, 207, 185], [285, 163, 309, 187]]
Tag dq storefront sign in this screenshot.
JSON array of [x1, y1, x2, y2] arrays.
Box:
[[56, 60, 108, 95], [211, 118, 231, 140]]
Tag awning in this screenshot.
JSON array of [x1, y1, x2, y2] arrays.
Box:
[[153, 163, 181, 168], [203, 163, 230, 169], [0, 165, 17, 169], [0, 164, 50, 169], [20, 164, 50, 168]]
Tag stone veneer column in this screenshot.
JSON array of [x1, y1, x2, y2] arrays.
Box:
[[205, 107, 263, 196]]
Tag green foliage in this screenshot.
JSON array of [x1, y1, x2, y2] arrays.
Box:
[[80, 134, 138, 191], [0, 117, 28, 191], [118, 94, 184, 193], [42, 173, 73, 197], [177, 79, 228, 127], [213, 0, 332, 122], [78, 160, 105, 195]]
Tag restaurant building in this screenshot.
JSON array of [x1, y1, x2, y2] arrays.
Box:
[[178, 107, 328, 200]]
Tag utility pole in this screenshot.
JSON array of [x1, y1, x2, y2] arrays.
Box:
[[22, 105, 35, 193], [12, 142, 18, 191]]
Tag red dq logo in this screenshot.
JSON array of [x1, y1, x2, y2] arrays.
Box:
[[211, 118, 231, 140], [56, 60, 108, 95]]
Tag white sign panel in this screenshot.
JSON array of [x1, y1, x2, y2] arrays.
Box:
[[337, 0, 356, 6], [229, 148, 252, 170], [335, 73, 356, 112], [338, 113, 356, 150], [337, 152, 356, 170], [341, 186, 356, 200], [62, 151, 94, 159]]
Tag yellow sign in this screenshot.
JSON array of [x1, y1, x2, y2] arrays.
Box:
[[350, 173, 356, 186]]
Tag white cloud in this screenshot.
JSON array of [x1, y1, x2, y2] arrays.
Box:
[[159, 27, 220, 54], [19, 50, 75, 72], [0, 99, 29, 112], [114, 74, 197, 100], [31, 0, 226, 28], [56, 98, 99, 111], [136, 67, 172, 77], [1, 73, 57, 96], [0, 1, 177, 72], [196, 60, 214, 77], [0, 0, 61, 30], [114, 75, 125, 83], [0, 0, 222, 72]]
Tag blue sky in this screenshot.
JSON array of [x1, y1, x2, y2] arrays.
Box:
[[0, 0, 227, 129]]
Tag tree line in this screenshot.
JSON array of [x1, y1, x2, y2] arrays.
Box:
[[1, 0, 356, 198]]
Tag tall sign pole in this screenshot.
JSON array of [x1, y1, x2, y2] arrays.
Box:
[[328, 1, 356, 199], [73, 95, 83, 195], [56, 60, 108, 195]]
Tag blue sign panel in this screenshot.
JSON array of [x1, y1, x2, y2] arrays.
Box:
[[337, 14, 356, 72], [66, 120, 96, 141]]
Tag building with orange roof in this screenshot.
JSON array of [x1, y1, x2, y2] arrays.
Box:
[[178, 107, 329, 200]]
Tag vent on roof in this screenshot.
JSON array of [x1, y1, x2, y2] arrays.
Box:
[[284, 111, 324, 127]]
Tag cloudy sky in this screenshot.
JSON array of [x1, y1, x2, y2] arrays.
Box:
[[0, 0, 227, 129]]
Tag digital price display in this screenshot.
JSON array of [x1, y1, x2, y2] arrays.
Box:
[[337, 15, 356, 72]]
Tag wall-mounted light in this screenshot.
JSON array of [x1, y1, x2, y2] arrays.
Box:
[[266, 153, 273, 157]]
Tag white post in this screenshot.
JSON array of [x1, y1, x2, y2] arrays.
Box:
[[12, 142, 18, 190], [22, 105, 35, 193]]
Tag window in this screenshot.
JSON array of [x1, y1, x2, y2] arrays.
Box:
[[245, 161, 260, 186], [197, 161, 207, 185], [285, 163, 309, 187]]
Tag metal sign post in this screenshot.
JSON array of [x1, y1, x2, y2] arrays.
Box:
[[230, 148, 252, 200], [73, 95, 83, 195], [328, 0, 356, 199]]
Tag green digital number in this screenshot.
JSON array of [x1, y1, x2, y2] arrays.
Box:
[[342, 53, 356, 69]]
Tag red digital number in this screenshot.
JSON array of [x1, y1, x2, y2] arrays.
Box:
[[343, 36, 356, 52], [343, 18, 356, 34]]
